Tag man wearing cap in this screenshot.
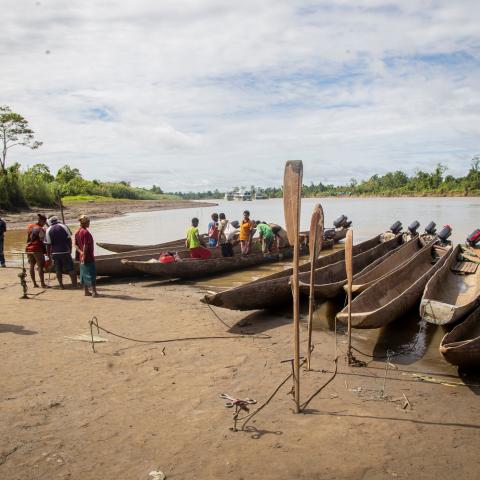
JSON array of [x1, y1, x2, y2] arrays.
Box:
[[74, 215, 98, 297], [45, 216, 78, 289], [25, 213, 48, 288]]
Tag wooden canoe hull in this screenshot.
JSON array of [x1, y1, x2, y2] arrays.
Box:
[[347, 236, 425, 294], [420, 244, 480, 325], [202, 234, 384, 311], [337, 242, 452, 329], [123, 248, 298, 280], [298, 235, 404, 299], [439, 306, 480, 369]]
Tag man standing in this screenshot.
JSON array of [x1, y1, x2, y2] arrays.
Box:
[[45, 216, 77, 289], [26, 213, 48, 288], [239, 210, 254, 256], [74, 215, 98, 297], [217, 213, 234, 257], [0, 216, 6, 267]]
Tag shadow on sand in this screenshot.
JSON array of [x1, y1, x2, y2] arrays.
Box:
[[0, 324, 38, 335]]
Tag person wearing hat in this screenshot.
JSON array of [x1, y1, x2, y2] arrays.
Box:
[[45, 216, 77, 289], [25, 213, 48, 288], [74, 215, 98, 297]]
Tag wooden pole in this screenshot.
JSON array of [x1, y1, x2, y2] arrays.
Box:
[[345, 229, 353, 363], [283, 160, 303, 413], [307, 204, 324, 371]]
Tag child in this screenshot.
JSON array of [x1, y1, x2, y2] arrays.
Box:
[[186, 218, 212, 259], [207, 213, 219, 247], [239, 210, 254, 256]]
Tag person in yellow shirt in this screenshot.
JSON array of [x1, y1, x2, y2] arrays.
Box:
[[185, 218, 212, 259], [239, 210, 254, 256]]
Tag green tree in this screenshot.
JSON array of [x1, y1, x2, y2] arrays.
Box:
[[56, 165, 82, 184], [0, 105, 43, 173], [25, 163, 54, 182]]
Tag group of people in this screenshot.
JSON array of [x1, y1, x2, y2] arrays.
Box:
[[24, 213, 98, 296], [185, 210, 290, 260]]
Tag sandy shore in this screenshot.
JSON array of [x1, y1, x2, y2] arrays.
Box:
[[1, 267, 479, 479], [1, 199, 217, 230]]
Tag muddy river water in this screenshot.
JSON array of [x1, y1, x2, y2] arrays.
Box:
[[3, 197, 480, 376]]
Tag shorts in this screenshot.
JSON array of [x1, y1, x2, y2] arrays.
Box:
[[208, 238, 218, 247], [52, 253, 74, 274], [263, 236, 274, 252], [220, 242, 234, 257], [27, 252, 45, 266]]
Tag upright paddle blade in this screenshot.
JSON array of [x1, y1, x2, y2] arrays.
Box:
[[283, 160, 303, 413], [345, 229, 353, 362], [307, 204, 324, 370], [309, 204, 324, 263], [284, 161, 303, 244]]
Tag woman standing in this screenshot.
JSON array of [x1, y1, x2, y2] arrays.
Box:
[[74, 215, 98, 297]]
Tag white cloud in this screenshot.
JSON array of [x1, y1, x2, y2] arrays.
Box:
[[1, 0, 479, 190]]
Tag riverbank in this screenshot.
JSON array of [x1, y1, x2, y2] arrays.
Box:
[[0, 268, 479, 479], [0, 199, 217, 230]]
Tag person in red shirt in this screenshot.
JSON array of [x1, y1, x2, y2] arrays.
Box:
[[25, 213, 47, 288], [74, 215, 98, 297]]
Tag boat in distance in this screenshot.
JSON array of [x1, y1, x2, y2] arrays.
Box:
[[420, 244, 480, 325], [439, 305, 480, 369], [336, 242, 452, 329], [202, 233, 390, 311]]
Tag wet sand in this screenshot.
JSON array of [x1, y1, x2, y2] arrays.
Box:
[[1, 266, 479, 480], [1, 199, 217, 230]]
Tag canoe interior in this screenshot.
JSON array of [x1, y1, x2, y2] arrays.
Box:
[[348, 243, 444, 313], [423, 244, 480, 308], [351, 236, 425, 289]]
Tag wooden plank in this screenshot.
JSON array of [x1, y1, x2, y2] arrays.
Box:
[[451, 261, 478, 274]]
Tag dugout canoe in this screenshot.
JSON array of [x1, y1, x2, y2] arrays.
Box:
[[439, 306, 480, 369], [298, 234, 404, 299], [336, 242, 452, 329], [202, 233, 388, 311], [345, 236, 426, 294], [97, 235, 208, 253], [122, 247, 298, 280], [420, 244, 480, 325]]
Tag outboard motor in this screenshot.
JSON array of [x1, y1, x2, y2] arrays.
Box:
[[437, 225, 452, 245], [343, 220, 352, 228], [390, 221, 402, 235], [408, 221, 420, 236], [333, 215, 348, 228], [324, 228, 336, 240], [424, 221, 437, 235], [466, 229, 480, 248]]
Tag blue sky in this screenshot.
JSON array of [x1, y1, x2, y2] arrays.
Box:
[[2, 1, 480, 191]]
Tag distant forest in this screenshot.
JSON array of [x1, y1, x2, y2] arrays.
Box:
[[170, 158, 480, 200]]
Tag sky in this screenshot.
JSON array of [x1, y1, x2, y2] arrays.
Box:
[[2, 0, 480, 191]]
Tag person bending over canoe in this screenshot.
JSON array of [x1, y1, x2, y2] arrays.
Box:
[[268, 223, 290, 250], [239, 210, 254, 256], [25, 213, 48, 288], [74, 215, 98, 297], [218, 213, 235, 257], [207, 213, 219, 247], [186, 218, 212, 260], [256, 221, 275, 254]]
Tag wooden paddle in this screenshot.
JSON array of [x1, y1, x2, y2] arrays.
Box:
[[307, 204, 324, 371], [283, 160, 303, 413], [345, 229, 353, 363]]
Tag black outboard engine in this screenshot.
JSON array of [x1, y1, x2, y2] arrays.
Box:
[[343, 220, 352, 228], [324, 229, 336, 240], [333, 215, 348, 228], [437, 225, 452, 245], [408, 221, 420, 235], [424, 221, 437, 235], [390, 221, 402, 235], [466, 229, 480, 248]]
